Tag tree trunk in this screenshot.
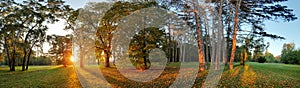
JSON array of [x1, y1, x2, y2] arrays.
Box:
[[22, 50, 27, 71], [22, 33, 31, 71], [11, 55, 15, 71], [173, 44, 175, 62], [143, 51, 147, 68], [215, 0, 223, 70], [241, 39, 249, 66], [241, 50, 247, 66], [4, 37, 11, 69], [204, 12, 210, 64], [79, 46, 84, 68], [63, 51, 67, 67], [11, 32, 18, 71], [25, 49, 32, 70], [105, 51, 110, 67], [168, 22, 172, 62], [80, 54, 84, 68], [194, 11, 205, 71], [105, 32, 112, 67], [229, 0, 242, 70], [183, 45, 186, 62], [11, 45, 16, 71], [210, 15, 216, 67], [204, 22, 210, 65], [225, 0, 234, 66], [105, 54, 110, 67]]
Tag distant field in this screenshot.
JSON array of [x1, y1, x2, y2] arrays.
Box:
[[0, 62, 299, 87]]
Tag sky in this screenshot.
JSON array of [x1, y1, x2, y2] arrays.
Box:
[[44, 0, 300, 56], [264, 0, 300, 56]]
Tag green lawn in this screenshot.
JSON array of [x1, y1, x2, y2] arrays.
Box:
[[0, 62, 299, 87], [219, 62, 300, 87], [0, 66, 81, 88]]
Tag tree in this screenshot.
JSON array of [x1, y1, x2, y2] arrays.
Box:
[[172, 0, 207, 71], [71, 2, 111, 68], [229, 0, 242, 70], [280, 43, 300, 64], [237, 45, 250, 65], [47, 35, 72, 67], [129, 27, 167, 70], [96, 1, 157, 67], [0, 0, 75, 71], [228, 0, 297, 70], [265, 51, 275, 63], [274, 55, 281, 63]]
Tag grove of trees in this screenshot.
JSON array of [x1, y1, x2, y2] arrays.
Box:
[[0, 0, 75, 71], [93, 0, 296, 70], [1, 0, 298, 72]]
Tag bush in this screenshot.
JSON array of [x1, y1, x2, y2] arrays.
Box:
[[258, 56, 266, 63], [281, 49, 300, 65]]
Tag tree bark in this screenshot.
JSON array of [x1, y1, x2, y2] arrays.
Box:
[[241, 50, 247, 66], [202, 6, 210, 63], [225, 1, 233, 65], [105, 32, 112, 67], [105, 49, 110, 67], [22, 49, 27, 71], [105, 53, 110, 67], [210, 14, 216, 67], [22, 40, 29, 71], [229, 0, 242, 70], [194, 11, 205, 71], [4, 37, 11, 69], [215, 0, 223, 70], [11, 44, 16, 71], [143, 50, 147, 68], [25, 49, 32, 70], [11, 31, 20, 71], [241, 39, 249, 66], [79, 46, 84, 68]]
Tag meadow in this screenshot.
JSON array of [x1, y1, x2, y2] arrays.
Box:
[[0, 62, 299, 88]]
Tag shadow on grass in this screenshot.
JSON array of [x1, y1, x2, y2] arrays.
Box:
[[96, 66, 181, 87]]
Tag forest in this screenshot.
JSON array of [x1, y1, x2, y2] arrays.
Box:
[[0, 0, 299, 87]]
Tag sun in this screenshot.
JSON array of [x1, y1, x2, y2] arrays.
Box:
[[70, 56, 75, 62]]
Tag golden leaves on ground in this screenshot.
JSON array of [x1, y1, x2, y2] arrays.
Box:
[[218, 62, 300, 88], [240, 65, 256, 87]]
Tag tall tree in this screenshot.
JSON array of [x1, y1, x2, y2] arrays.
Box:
[[96, 1, 157, 67], [228, 0, 297, 70], [229, 0, 242, 70], [70, 2, 111, 68]]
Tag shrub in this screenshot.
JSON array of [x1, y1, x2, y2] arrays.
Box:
[[258, 56, 266, 63]]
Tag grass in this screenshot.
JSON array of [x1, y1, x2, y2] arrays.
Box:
[[0, 62, 299, 87], [218, 62, 300, 87], [0, 66, 81, 88]]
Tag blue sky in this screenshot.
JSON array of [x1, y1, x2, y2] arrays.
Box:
[[46, 0, 300, 55], [264, 0, 300, 56]]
